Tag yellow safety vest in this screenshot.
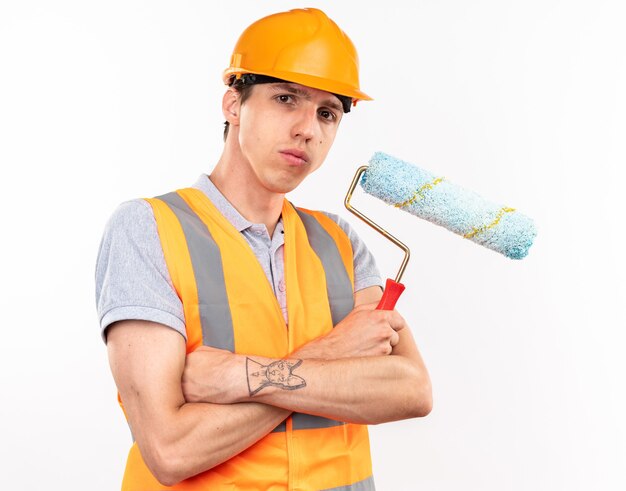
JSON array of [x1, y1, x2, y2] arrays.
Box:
[[120, 187, 375, 490]]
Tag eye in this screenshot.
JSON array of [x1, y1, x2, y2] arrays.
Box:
[[275, 94, 295, 104], [318, 108, 337, 122]]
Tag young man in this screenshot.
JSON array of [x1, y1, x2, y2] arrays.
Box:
[[96, 8, 432, 490]]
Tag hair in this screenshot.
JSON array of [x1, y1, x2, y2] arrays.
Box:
[[223, 78, 255, 142]]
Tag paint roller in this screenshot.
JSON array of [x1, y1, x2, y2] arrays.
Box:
[[344, 151, 537, 311]]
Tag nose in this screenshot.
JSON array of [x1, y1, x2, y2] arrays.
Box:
[[291, 107, 319, 142]]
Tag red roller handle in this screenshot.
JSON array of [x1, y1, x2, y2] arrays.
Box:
[[376, 278, 406, 311]]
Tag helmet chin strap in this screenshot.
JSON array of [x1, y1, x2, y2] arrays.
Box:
[[228, 73, 353, 114]]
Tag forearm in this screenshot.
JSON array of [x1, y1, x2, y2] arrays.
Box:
[[182, 299, 433, 429], [243, 354, 431, 425], [142, 401, 289, 485]]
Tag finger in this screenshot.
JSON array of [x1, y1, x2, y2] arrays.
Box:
[[389, 329, 400, 347], [386, 311, 406, 331]]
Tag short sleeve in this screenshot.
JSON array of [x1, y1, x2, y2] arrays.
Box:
[[321, 212, 383, 292], [94, 199, 186, 343]]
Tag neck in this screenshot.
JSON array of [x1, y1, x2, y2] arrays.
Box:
[[210, 134, 284, 237]]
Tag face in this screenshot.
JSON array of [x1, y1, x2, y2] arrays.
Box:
[[225, 82, 344, 195]]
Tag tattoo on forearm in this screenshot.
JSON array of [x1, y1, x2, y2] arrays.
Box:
[[246, 358, 307, 396]]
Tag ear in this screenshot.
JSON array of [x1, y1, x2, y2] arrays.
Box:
[[222, 88, 241, 126], [285, 359, 303, 370]]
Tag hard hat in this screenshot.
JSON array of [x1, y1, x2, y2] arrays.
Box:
[[223, 8, 372, 106]]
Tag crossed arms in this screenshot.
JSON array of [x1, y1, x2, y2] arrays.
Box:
[[106, 286, 432, 486]]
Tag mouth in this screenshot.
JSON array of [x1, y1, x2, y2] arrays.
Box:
[[279, 149, 309, 166]]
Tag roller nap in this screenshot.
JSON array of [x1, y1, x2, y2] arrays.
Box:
[[360, 152, 536, 259]]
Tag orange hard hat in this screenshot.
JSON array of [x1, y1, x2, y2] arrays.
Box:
[[223, 8, 372, 106]]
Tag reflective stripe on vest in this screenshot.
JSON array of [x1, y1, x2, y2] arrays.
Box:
[[322, 476, 376, 491], [294, 208, 353, 326], [123, 188, 374, 491], [157, 191, 235, 351], [273, 412, 345, 433]]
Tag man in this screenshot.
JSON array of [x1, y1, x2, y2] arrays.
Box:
[[96, 8, 432, 490]]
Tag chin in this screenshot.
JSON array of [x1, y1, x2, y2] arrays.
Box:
[[263, 175, 307, 195], [268, 182, 300, 194]]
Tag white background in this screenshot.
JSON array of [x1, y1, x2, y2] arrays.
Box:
[[1, 1, 624, 489]]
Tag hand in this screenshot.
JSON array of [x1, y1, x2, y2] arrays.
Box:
[[181, 346, 246, 404], [292, 302, 407, 360]]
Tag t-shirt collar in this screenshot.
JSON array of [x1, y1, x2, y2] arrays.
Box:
[[191, 174, 282, 233]]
